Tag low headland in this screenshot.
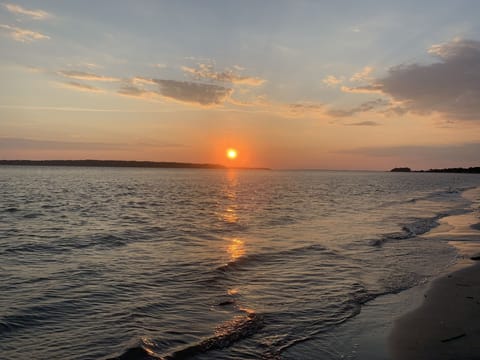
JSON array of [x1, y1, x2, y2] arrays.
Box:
[[0, 159, 270, 170]]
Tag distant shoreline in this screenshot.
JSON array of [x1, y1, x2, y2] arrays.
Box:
[[0, 160, 270, 170], [390, 167, 480, 174]]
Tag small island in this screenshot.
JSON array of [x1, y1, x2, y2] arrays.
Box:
[[390, 167, 411, 172]]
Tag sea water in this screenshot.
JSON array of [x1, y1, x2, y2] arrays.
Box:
[[1, 167, 479, 359]]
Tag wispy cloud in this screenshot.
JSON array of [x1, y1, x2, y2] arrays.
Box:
[[58, 70, 120, 82], [345, 120, 380, 126], [284, 102, 325, 117], [0, 24, 49, 42], [3, 3, 51, 20], [131, 77, 157, 86], [340, 84, 383, 94], [117, 85, 159, 100], [182, 64, 265, 86], [59, 81, 104, 93], [322, 75, 343, 86], [350, 66, 373, 82], [328, 98, 389, 117]]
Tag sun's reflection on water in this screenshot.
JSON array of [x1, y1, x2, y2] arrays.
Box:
[[223, 207, 238, 224], [227, 238, 245, 261]]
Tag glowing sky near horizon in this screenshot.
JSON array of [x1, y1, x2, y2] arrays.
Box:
[[1, 0, 480, 169]]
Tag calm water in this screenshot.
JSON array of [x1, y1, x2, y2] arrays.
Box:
[[1, 167, 480, 359]]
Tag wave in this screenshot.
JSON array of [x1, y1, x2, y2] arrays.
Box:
[[1, 233, 132, 256], [379, 185, 475, 209], [165, 310, 263, 359], [215, 243, 341, 273], [106, 338, 162, 360], [109, 310, 263, 360], [259, 282, 378, 358], [371, 208, 470, 247]]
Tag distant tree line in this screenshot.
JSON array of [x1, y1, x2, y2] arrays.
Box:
[[0, 159, 227, 169], [0, 159, 270, 170]]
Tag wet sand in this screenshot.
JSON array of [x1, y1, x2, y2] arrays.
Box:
[[389, 261, 480, 360]]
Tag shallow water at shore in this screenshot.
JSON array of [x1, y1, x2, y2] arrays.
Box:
[[1, 167, 479, 359]]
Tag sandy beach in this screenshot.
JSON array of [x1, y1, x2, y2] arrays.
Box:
[[389, 260, 480, 360]]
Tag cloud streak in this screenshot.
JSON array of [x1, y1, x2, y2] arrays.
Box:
[[0, 24, 49, 42], [3, 3, 51, 20], [58, 70, 120, 82], [60, 81, 104, 93], [327, 98, 389, 117], [345, 120, 380, 126]]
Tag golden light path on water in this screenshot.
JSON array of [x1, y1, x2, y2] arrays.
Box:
[[209, 169, 258, 345], [228, 238, 245, 261], [220, 170, 248, 300]]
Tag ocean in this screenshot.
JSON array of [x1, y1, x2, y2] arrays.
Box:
[[1, 167, 479, 359]]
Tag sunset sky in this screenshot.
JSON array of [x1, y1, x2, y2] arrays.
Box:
[[1, 0, 480, 169]]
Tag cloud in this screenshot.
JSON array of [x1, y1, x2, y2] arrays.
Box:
[[277, 102, 326, 118], [345, 120, 380, 126], [182, 64, 265, 86], [154, 79, 232, 106], [60, 81, 104, 93], [117, 85, 158, 100], [0, 24, 49, 42], [340, 84, 383, 94], [131, 77, 157, 86], [228, 94, 269, 107], [327, 98, 389, 117], [58, 70, 120, 82], [3, 3, 51, 20], [350, 66, 373, 82], [322, 75, 343, 86], [371, 38, 480, 120]]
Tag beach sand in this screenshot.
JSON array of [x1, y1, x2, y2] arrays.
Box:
[[389, 260, 480, 360]]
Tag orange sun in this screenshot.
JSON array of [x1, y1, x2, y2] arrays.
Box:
[[226, 148, 238, 160]]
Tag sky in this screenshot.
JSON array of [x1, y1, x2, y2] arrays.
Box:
[[1, 0, 480, 170]]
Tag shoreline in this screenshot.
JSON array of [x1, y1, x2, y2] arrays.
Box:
[[388, 261, 480, 360], [388, 187, 480, 359], [281, 187, 480, 359]]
